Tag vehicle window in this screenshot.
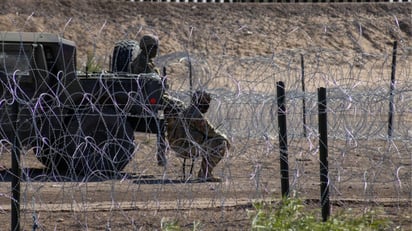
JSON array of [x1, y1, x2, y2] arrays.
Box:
[[0, 45, 32, 76]]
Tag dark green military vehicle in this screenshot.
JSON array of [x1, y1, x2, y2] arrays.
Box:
[[0, 31, 166, 176]]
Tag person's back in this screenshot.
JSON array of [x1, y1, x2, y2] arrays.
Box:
[[164, 90, 230, 181], [183, 98, 229, 180], [183, 103, 225, 144], [163, 94, 195, 159], [131, 34, 159, 74]]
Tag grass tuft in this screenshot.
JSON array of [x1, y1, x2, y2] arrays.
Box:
[[249, 197, 394, 231]]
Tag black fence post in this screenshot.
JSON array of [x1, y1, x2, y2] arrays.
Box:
[[301, 54, 307, 138], [277, 81, 289, 198], [318, 87, 330, 222], [11, 102, 21, 231], [388, 41, 397, 138], [186, 52, 193, 92], [156, 67, 168, 167]]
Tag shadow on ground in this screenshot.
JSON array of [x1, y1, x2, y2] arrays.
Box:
[[0, 168, 219, 184], [0, 167, 153, 182]]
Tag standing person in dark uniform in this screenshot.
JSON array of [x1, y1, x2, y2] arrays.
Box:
[[131, 34, 165, 165], [131, 34, 160, 74]]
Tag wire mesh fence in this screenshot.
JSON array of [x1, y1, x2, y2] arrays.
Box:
[[0, 29, 411, 230]]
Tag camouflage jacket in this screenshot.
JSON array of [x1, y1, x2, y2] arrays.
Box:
[[164, 94, 229, 151], [130, 54, 159, 74], [182, 105, 221, 141]]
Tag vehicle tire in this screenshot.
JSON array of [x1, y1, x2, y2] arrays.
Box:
[[35, 115, 72, 175], [64, 111, 135, 176], [32, 99, 72, 174], [111, 40, 140, 73]]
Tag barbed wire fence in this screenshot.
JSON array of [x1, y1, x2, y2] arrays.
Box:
[[0, 26, 411, 230]]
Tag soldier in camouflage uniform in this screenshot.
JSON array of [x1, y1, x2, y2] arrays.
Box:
[[130, 35, 230, 179], [164, 90, 230, 181], [131, 34, 160, 74]]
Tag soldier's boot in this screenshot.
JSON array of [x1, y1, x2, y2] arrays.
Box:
[[198, 139, 229, 181], [198, 149, 224, 182]]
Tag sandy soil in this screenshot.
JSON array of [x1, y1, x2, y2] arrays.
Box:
[[1, 1, 411, 67], [0, 1, 411, 230]]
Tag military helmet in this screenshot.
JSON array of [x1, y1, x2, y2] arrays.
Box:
[[192, 90, 211, 105], [139, 35, 159, 49]]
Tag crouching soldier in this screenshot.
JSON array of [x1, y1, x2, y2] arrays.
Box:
[[164, 90, 230, 181]]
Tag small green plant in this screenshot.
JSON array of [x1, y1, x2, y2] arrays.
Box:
[[161, 218, 180, 231], [85, 50, 103, 73], [250, 197, 393, 231], [160, 218, 201, 231]]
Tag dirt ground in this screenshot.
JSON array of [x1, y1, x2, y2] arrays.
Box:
[[1, 1, 411, 69], [0, 1, 411, 230], [1, 137, 411, 230]]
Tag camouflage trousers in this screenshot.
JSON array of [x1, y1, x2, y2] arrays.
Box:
[[167, 131, 229, 179]]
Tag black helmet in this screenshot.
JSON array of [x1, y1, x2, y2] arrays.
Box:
[[140, 35, 159, 49], [192, 90, 211, 104], [192, 90, 211, 113], [139, 35, 158, 58]]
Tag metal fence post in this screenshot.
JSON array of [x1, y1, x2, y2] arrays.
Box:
[[11, 101, 21, 231], [318, 87, 330, 222], [301, 54, 307, 138], [277, 81, 289, 198], [388, 41, 397, 138]]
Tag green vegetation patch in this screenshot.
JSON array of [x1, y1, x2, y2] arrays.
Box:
[[249, 197, 394, 231]]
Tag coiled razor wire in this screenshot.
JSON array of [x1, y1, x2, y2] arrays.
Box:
[[0, 38, 411, 229]]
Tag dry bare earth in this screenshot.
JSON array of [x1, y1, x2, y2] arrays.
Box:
[[1, 1, 411, 71], [0, 1, 411, 230]]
